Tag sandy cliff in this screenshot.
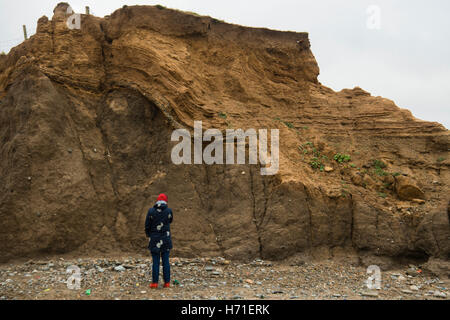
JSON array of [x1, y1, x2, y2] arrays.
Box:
[[0, 4, 448, 268]]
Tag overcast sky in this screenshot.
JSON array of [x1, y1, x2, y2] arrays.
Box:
[[0, 0, 449, 128]]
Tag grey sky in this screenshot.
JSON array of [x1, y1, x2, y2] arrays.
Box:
[[1, 0, 449, 128]]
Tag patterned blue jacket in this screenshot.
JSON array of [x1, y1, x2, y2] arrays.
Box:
[[145, 201, 173, 254]]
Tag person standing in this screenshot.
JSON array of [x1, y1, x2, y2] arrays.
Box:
[[145, 193, 173, 288]]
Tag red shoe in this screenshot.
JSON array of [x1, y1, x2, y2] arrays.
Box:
[[150, 283, 158, 289], [163, 283, 170, 288]]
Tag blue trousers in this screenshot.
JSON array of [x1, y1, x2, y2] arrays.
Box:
[[151, 250, 170, 284]]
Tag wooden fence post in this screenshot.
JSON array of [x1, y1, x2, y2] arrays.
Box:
[[23, 25, 28, 40]]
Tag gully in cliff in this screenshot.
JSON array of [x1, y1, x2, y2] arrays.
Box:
[[171, 121, 279, 175]]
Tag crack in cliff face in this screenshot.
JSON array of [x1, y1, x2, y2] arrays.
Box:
[[249, 165, 263, 258], [350, 195, 355, 248], [259, 178, 271, 229], [95, 99, 120, 199], [98, 22, 110, 93], [64, 110, 99, 197], [430, 211, 442, 257], [187, 166, 225, 257], [50, 20, 56, 55], [303, 186, 314, 250]]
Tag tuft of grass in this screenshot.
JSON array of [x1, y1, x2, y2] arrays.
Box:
[[311, 147, 321, 158], [211, 18, 224, 24], [309, 157, 324, 171], [378, 192, 387, 199], [437, 157, 445, 163], [283, 121, 294, 129], [184, 11, 201, 16], [375, 167, 388, 176], [372, 159, 388, 176], [218, 112, 227, 119], [373, 159, 387, 169], [392, 172, 401, 177], [334, 153, 351, 163]]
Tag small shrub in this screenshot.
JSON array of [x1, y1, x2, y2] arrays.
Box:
[[371, 159, 388, 176], [373, 159, 387, 169], [350, 163, 356, 168], [378, 192, 387, 199], [375, 167, 388, 176], [155, 4, 166, 10], [184, 11, 201, 16], [283, 121, 294, 129], [218, 112, 227, 119], [334, 153, 351, 163], [312, 148, 321, 157], [309, 157, 323, 170], [437, 157, 445, 163], [392, 172, 401, 177]]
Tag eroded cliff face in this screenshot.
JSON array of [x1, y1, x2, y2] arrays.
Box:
[[0, 4, 448, 266]]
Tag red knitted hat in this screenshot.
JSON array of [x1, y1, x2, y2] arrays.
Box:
[[157, 193, 168, 202]]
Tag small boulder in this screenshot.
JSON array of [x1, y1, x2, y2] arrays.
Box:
[[394, 176, 425, 200], [433, 291, 446, 298], [361, 291, 379, 297], [114, 265, 126, 272], [411, 199, 425, 204]]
